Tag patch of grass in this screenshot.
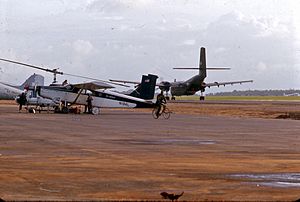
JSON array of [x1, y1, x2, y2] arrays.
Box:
[[175, 96, 300, 101]]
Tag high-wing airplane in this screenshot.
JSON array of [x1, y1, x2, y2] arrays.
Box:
[[36, 74, 158, 114], [110, 47, 253, 100], [0, 58, 158, 114]]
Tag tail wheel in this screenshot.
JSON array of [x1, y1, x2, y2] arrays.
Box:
[[162, 108, 171, 119], [152, 107, 159, 119]]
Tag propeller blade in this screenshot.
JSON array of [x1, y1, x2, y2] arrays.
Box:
[[0, 58, 63, 74], [0, 58, 129, 87], [63, 72, 130, 87]]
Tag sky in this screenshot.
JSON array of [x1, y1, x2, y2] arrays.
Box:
[[0, 0, 300, 93]]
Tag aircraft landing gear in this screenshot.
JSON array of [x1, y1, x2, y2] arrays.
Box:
[[171, 96, 176, 100], [92, 107, 100, 115], [62, 106, 69, 114], [200, 91, 205, 101]]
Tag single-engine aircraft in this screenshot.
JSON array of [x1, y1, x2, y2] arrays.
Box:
[[110, 47, 253, 100], [0, 58, 158, 114]]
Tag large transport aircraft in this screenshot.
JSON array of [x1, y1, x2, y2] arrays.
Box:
[[110, 47, 253, 100], [0, 58, 158, 114], [169, 47, 253, 100]]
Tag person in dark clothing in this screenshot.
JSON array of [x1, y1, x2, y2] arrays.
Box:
[[17, 92, 27, 112], [62, 79, 68, 86], [86, 94, 93, 114], [155, 91, 166, 117]]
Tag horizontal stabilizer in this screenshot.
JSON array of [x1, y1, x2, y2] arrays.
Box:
[[109, 79, 140, 85], [173, 67, 230, 70]]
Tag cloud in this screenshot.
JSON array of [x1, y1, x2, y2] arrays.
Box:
[[1, 1, 299, 90], [72, 40, 95, 55], [202, 12, 296, 89], [256, 62, 267, 72], [182, 39, 196, 46]]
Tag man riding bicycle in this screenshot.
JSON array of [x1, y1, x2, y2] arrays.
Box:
[[155, 91, 167, 117]]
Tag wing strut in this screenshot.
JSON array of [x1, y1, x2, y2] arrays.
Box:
[[72, 88, 85, 105]]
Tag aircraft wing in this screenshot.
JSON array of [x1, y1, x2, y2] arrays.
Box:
[[204, 80, 253, 88], [109, 79, 168, 88], [109, 79, 140, 85], [73, 81, 115, 90]]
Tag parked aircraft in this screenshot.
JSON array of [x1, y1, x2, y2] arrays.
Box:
[[284, 93, 300, 96], [0, 74, 43, 99], [0, 58, 158, 114], [170, 47, 253, 100], [36, 74, 157, 114], [110, 47, 253, 100], [0, 74, 59, 111]]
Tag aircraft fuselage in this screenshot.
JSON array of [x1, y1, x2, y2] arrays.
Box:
[[170, 74, 204, 96], [0, 83, 22, 99], [38, 85, 154, 108]]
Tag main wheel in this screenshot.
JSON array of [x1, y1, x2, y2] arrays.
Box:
[[152, 107, 159, 119], [92, 107, 100, 115], [200, 96, 205, 100], [62, 106, 69, 114], [162, 108, 171, 119]]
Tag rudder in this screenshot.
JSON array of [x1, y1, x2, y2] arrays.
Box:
[[199, 47, 206, 79], [19, 73, 44, 90], [130, 74, 158, 100]]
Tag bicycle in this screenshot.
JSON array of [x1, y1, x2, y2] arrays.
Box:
[[152, 105, 171, 119]]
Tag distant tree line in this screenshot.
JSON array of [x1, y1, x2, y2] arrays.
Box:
[[207, 89, 300, 96]]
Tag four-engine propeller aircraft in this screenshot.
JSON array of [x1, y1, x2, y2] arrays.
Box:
[[0, 58, 158, 114], [110, 47, 253, 100]]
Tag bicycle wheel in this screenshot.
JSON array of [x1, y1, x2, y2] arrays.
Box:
[[152, 107, 159, 119], [162, 108, 171, 119]]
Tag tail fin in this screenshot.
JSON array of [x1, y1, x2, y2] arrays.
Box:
[[199, 47, 206, 79], [130, 74, 158, 100], [19, 74, 44, 90]]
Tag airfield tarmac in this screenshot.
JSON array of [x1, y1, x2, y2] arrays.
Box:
[[0, 100, 300, 201]]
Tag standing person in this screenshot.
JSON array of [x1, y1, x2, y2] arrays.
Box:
[[155, 91, 166, 117], [17, 92, 27, 112], [86, 94, 93, 114]]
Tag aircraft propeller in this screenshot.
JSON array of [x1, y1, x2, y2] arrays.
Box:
[[0, 58, 129, 87]]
